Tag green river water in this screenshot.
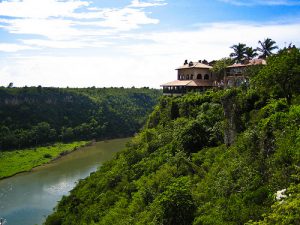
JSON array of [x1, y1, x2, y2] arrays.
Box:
[[0, 138, 130, 225]]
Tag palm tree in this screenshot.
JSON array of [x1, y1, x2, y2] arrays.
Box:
[[257, 38, 278, 59], [230, 43, 246, 63], [245, 47, 258, 60]]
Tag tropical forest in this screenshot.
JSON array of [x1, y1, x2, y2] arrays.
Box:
[[41, 44, 300, 225], [0, 87, 161, 179], [1, 0, 300, 224]]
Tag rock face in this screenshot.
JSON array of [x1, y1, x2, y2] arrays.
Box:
[[222, 102, 237, 146], [221, 91, 241, 146]]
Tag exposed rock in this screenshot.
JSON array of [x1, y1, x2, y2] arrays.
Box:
[[221, 91, 241, 146]]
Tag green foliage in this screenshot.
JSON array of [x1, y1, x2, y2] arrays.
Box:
[[211, 58, 233, 80], [43, 153, 52, 158], [158, 177, 196, 225], [230, 43, 247, 63], [253, 47, 300, 104], [246, 182, 300, 225], [245, 47, 258, 60], [45, 56, 300, 225], [257, 38, 278, 59], [243, 64, 264, 78], [0, 87, 161, 150]]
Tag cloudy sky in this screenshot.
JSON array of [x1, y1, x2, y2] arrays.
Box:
[[0, 0, 300, 88]]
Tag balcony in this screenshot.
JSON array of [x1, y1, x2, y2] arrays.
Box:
[[162, 86, 208, 95]]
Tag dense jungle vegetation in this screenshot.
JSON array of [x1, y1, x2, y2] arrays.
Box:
[[0, 87, 161, 150], [46, 48, 300, 224]]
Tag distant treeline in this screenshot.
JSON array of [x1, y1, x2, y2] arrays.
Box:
[[0, 86, 162, 150]]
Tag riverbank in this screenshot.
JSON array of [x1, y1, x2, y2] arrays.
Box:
[[0, 138, 130, 225], [0, 141, 89, 179]]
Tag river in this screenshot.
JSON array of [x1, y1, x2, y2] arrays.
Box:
[[0, 138, 130, 225]]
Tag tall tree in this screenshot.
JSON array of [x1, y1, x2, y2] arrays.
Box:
[[254, 47, 300, 104], [245, 47, 258, 60], [257, 38, 278, 59], [7, 82, 13, 88], [230, 43, 247, 63]]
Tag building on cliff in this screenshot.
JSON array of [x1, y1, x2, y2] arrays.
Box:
[[161, 58, 266, 95], [161, 60, 217, 96], [225, 58, 266, 87]]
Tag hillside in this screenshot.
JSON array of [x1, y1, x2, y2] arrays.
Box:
[[0, 87, 161, 150], [45, 48, 300, 225]]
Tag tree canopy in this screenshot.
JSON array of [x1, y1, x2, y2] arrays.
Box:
[[45, 85, 300, 225], [229, 38, 278, 63], [230, 43, 247, 63], [245, 47, 258, 60], [254, 47, 300, 104], [0, 87, 161, 150], [211, 57, 233, 80], [257, 38, 278, 59]]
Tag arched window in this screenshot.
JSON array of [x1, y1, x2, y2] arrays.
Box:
[[186, 75, 189, 80], [204, 74, 209, 80], [197, 74, 202, 79], [191, 75, 194, 80]]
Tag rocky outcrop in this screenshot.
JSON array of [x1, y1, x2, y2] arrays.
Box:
[[221, 91, 241, 146]]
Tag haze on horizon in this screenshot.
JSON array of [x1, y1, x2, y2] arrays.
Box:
[[0, 0, 300, 88]]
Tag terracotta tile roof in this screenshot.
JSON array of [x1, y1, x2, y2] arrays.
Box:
[[161, 80, 214, 87], [176, 62, 212, 70], [227, 63, 247, 68], [227, 59, 266, 68]]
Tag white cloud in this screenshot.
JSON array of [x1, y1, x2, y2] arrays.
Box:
[[0, 43, 35, 52], [220, 0, 300, 6], [0, 0, 298, 88], [0, 0, 166, 48], [2, 0, 299, 89], [121, 22, 300, 60], [82, 7, 160, 31], [130, 0, 167, 8], [22, 39, 111, 49], [0, 56, 170, 88], [1, 18, 81, 40], [1, 21, 300, 88], [0, 0, 166, 19], [0, 0, 88, 19]]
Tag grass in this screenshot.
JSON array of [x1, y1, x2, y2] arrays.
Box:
[[0, 141, 88, 179]]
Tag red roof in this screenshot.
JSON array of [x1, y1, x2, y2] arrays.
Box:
[[161, 80, 214, 87], [227, 59, 266, 68], [176, 62, 212, 70]]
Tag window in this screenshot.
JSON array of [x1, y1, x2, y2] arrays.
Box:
[[197, 74, 202, 79], [191, 75, 194, 80], [204, 74, 209, 80], [186, 75, 189, 80]]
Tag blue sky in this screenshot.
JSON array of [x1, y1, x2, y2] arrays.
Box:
[[0, 0, 300, 88]]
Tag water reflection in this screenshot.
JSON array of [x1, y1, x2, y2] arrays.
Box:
[[0, 138, 129, 225]]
